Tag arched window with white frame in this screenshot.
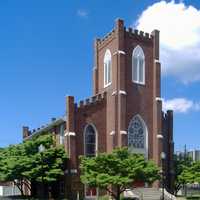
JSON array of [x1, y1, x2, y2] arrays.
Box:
[[132, 45, 145, 85], [84, 124, 98, 199], [104, 49, 112, 87], [84, 124, 97, 157], [128, 115, 148, 158]]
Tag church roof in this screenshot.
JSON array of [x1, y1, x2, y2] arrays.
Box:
[[24, 115, 66, 140]]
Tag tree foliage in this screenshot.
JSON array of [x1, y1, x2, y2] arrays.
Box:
[[179, 161, 200, 185], [80, 147, 160, 200], [173, 154, 192, 195], [0, 134, 67, 195]]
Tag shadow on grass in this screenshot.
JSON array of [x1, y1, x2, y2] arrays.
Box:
[[0, 196, 37, 200]]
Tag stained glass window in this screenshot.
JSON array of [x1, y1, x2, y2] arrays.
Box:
[[84, 125, 96, 157], [128, 115, 146, 149]]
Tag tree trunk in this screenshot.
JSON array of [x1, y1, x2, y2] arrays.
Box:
[[22, 180, 32, 195], [174, 183, 181, 195], [13, 180, 24, 196], [107, 186, 122, 200], [116, 195, 120, 200], [116, 186, 121, 200]]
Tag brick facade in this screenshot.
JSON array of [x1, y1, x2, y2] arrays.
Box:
[[23, 19, 174, 199]]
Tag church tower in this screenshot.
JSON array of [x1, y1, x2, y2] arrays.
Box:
[[93, 19, 163, 166]]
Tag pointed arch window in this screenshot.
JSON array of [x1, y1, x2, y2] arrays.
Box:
[[128, 115, 148, 157], [132, 45, 145, 85], [84, 124, 97, 157], [84, 124, 98, 198], [104, 49, 112, 87]]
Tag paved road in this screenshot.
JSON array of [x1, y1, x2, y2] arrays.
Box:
[[0, 197, 35, 200]]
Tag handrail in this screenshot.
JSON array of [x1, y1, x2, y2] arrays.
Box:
[[124, 188, 141, 199], [159, 188, 176, 200]]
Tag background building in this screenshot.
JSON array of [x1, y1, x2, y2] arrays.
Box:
[[176, 149, 200, 162], [0, 182, 21, 197]]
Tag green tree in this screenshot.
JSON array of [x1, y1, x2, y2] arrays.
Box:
[[0, 134, 67, 196], [0, 143, 29, 194], [179, 161, 200, 185], [173, 154, 192, 195], [80, 147, 160, 200]]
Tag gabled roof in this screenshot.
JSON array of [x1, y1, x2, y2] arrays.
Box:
[[24, 116, 66, 140]]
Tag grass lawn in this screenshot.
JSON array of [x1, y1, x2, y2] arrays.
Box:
[[186, 196, 200, 200], [176, 195, 200, 200]]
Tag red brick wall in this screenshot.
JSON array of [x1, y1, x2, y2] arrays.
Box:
[[75, 98, 107, 157], [124, 32, 154, 159]]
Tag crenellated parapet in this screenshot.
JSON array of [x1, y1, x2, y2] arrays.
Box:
[[76, 91, 107, 110], [125, 27, 153, 41], [96, 29, 116, 50], [96, 19, 153, 51]]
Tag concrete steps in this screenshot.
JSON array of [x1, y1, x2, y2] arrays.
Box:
[[133, 188, 161, 200], [124, 187, 173, 200]]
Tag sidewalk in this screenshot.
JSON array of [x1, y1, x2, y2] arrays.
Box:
[[177, 197, 186, 200]]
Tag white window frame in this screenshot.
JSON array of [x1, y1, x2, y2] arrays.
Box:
[[59, 124, 65, 145], [132, 45, 145, 85], [83, 124, 98, 157], [104, 49, 112, 88], [84, 124, 98, 199]]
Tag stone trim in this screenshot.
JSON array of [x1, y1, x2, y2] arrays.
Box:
[[120, 131, 127, 135], [64, 132, 76, 136], [110, 131, 115, 135], [157, 134, 163, 139], [112, 91, 117, 96], [156, 97, 162, 101], [112, 90, 127, 96], [119, 90, 127, 95], [154, 59, 160, 63], [113, 50, 126, 56]]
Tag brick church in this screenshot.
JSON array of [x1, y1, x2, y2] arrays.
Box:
[[23, 19, 174, 199]]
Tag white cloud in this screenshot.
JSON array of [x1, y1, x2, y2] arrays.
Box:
[[77, 9, 88, 18], [163, 98, 200, 113], [135, 1, 200, 83]]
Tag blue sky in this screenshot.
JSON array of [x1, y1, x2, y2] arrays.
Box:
[[0, 0, 200, 151]]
